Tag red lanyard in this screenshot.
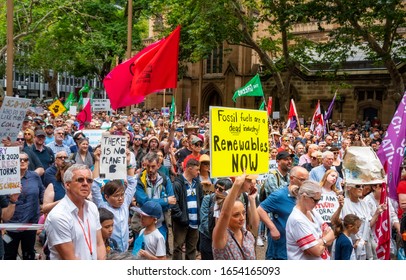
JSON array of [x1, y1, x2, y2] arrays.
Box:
[[77, 216, 93, 256]]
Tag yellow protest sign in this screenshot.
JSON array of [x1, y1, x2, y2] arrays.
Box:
[[210, 106, 269, 177], [48, 99, 67, 117]]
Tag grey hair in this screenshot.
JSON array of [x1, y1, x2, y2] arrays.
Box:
[[54, 127, 64, 135], [297, 180, 321, 199], [63, 164, 91, 183], [290, 166, 307, 178], [142, 151, 159, 164], [322, 151, 334, 159]]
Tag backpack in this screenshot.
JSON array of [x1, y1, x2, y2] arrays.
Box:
[[259, 170, 280, 202]]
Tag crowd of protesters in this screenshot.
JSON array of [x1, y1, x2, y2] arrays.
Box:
[[0, 106, 405, 260]]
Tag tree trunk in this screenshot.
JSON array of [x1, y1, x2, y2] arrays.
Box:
[[43, 69, 58, 99]]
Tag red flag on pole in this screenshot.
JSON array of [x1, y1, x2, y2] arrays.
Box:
[[267, 97, 273, 117], [76, 99, 92, 130], [375, 182, 391, 260], [310, 100, 324, 138], [104, 26, 181, 110]]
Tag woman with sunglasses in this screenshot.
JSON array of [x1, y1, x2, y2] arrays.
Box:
[[3, 152, 44, 260], [23, 128, 35, 147], [286, 180, 334, 260], [331, 183, 384, 260]]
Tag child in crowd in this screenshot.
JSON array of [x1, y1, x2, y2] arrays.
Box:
[[99, 208, 119, 257], [332, 214, 361, 260], [132, 201, 166, 260]]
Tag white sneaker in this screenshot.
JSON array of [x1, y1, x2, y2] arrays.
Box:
[[257, 237, 264, 247]]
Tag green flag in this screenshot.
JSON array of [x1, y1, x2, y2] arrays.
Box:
[[79, 83, 90, 95], [259, 100, 265, 110], [63, 92, 76, 110], [170, 96, 176, 122], [232, 74, 264, 102], [77, 92, 84, 110]]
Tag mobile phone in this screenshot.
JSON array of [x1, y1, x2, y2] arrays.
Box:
[[3, 234, 12, 244]]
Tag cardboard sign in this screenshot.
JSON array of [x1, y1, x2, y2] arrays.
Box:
[[0, 96, 31, 141], [48, 99, 67, 117], [100, 135, 127, 180], [92, 99, 111, 112], [210, 106, 269, 177], [161, 107, 169, 116], [0, 147, 21, 195], [69, 106, 77, 116]]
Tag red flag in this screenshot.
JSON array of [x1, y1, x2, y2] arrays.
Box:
[[76, 100, 92, 130], [310, 100, 324, 138], [104, 26, 181, 110], [267, 97, 273, 117], [286, 99, 298, 130], [375, 182, 391, 260]]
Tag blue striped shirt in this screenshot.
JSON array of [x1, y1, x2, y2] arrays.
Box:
[[185, 179, 198, 229]]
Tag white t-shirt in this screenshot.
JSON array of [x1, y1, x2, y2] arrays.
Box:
[[139, 228, 166, 258], [314, 188, 340, 224], [286, 207, 330, 260]]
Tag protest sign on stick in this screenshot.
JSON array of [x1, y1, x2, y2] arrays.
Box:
[[0, 97, 31, 141], [0, 147, 21, 195], [100, 135, 127, 180]]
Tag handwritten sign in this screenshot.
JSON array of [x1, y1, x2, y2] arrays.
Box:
[[100, 135, 127, 180], [0, 96, 31, 141], [92, 99, 111, 112], [82, 129, 105, 148], [210, 106, 269, 177], [0, 147, 21, 195], [69, 105, 77, 116]]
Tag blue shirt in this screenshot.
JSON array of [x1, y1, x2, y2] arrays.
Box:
[[259, 187, 295, 260], [44, 165, 57, 188], [9, 170, 44, 225], [46, 141, 71, 157], [309, 165, 342, 192]]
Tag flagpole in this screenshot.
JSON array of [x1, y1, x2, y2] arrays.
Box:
[[163, 89, 166, 108]]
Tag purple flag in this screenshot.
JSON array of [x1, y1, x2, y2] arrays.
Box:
[[324, 91, 337, 121], [186, 98, 190, 121], [377, 92, 406, 200]]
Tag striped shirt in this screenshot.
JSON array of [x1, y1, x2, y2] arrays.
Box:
[[185, 179, 198, 229]]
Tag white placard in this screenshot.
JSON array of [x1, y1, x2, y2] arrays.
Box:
[[161, 107, 169, 116], [92, 99, 111, 112], [100, 135, 127, 180], [272, 111, 280, 119], [69, 105, 77, 115], [0, 146, 21, 195], [82, 129, 105, 148], [0, 96, 32, 141]]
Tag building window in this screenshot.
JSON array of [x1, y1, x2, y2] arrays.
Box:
[[355, 88, 385, 102], [206, 46, 223, 74]]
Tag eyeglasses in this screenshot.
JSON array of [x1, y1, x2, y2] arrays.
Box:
[[333, 152, 339, 155], [215, 185, 225, 192], [193, 143, 203, 147], [201, 162, 210, 166], [282, 139, 290, 142], [56, 156, 68, 160], [16, 138, 24, 141], [311, 156, 318, 160], [74, 177, 94, 184], [354, 185, 364, 189], [20, 158, 29, 163], [134, 138, 142, 141], [24, 133, 31, 135], [111, 193, 124, 199]]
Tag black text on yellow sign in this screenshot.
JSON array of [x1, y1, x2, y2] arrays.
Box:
[[210, 107, 269, 178]]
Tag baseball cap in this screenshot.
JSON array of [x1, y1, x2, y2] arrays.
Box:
[[45, 124, 54, 129], [276, 151, 295, 160], [35, 130, 46, 137], [24, 116, 32, 122], [134, 201, 162, 219], [191, 135, 203, 145]]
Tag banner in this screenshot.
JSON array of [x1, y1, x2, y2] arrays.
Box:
[[232, 74, 264, 102], [377, 92, 406, 199], [0, 147, 21, 195], [0, 96, 31, 141], [210, 107, 269, 177], [48, 99, 67, 117], [100, 135, 127, 180]]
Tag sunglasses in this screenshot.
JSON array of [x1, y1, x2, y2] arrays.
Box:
[[16, 138, 25, 141], [134, 138, 142, 141], [20, 158, 29, 162], [201, 162, 210, 166], [74, 177, 94, 184], [308, 196, 321, 204], [215, 185, 225, 192], [311, 156, 318, 160], [56, 156, 68, 160], [354, 185, 364, 189], [24, 133, 31, 135], [193, 143, 203, 147]]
